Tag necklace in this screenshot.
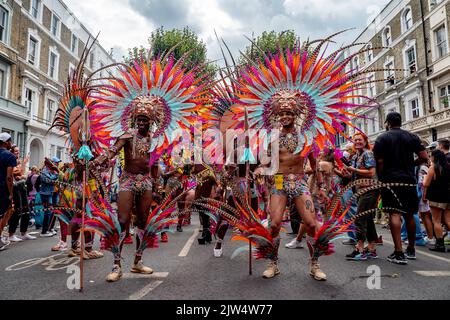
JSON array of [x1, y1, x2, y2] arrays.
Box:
[[279, 131, 298, 153], [132, 131, 151, 157]]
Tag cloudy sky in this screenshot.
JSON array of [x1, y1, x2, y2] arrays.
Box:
[[64, 0, 390, 63]]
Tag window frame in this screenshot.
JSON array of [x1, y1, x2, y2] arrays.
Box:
[[402, 7, 413, 33], [403, 43, 417, 76], [435, 25, 448, 59], [27, 36, 40, 67], [71, 33, 78, 55], [439, 84, 450, 109], [47, 48, 59, 81], [0, 5, 9, 44], [50, 12, 61, 39], [383, 26, 392, 47]]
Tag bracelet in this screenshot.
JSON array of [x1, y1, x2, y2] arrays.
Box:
[[108, 146, 118, 154]]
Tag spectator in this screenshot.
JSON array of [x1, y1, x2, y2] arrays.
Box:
[[373, 112, 429, 264], [438, 138, 450, 163], [423, 149, 450, 252], [47, 157, 62, 235], [39, 158, 59, 237], [26, 166, 41, 226], [335, 142, 358, 245], [8, 145, 36, 241], [416, 158, 434, 245], [344, 133, 379, 261], [0, 133, 16, 251]]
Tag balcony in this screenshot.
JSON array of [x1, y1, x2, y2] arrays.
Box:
[[0, 97, 29, 120], [404, 108, 450, 132]]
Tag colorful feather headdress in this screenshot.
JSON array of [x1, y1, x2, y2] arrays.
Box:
[[232, 31, 384, 156], [92, 54, 210, 163], [49, 37, 111, 158]]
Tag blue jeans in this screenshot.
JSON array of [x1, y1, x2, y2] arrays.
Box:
[[401, 214, 424, 241], [342, 189, 357, 239]]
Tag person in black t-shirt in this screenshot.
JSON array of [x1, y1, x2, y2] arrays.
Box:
[[373, 112, 429, 265], [438, 139, 450, 164], [0, 133, 17, 251]]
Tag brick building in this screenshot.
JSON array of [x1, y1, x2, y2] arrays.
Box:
[[0, 0, 115, 167], [346, 0, 450, 146]]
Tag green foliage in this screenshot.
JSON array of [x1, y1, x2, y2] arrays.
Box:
[[240, 30, 300, 63], [124, 27, 215, 75]]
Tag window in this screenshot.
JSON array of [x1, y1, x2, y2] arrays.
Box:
[[28, 37, 38, 65], [385, 60, 395, 87], [353, 56, 359, 71], [435, 25, 448, 58], [0, 69, 5, 97], [50, 144, 56, 157], [368, 115, 378, 134], [99, 61, 105, 77], [368, 74, 376, 97], [31, 0, 41, 19], [366, 44, 373, 63], [71, 34, 78, 54], [383, 26, 392, 46], [405, 46, 416, 74], [51, 13, 60, 37], [409, 99, 420, 119], [48, 51, 58, 79], [56, 146, 63, 160], [46, 99, 55, 123], [0, 6, 8, 43], [439, 84, 450, 108], [403, 8, 413, 32], [25, 88, 36, 116], [69, 63, 76, 78], [89, 52, 95, 69]]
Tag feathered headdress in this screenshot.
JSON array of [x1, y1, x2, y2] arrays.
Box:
[[232, 31, 384, 156], [49, 37, 111, 158], [92, 53, 210, 164]]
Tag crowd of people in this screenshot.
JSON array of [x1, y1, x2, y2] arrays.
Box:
[[1, 112, 449, 275], [1, 34, 450, 286]]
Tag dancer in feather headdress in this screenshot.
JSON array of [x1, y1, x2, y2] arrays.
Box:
[[228, 31, 389, 281], [92, 53, 210, 282], [48, 38, 108, 261]]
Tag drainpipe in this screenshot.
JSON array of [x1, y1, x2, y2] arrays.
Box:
[[420, 0, 434, 113]]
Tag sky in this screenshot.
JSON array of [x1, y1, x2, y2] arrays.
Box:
[[64, 0, 391, 63]]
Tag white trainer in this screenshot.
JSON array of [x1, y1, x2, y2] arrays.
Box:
[[8, 235, 23, 242], [285, 238, 304, 249], [19, 233, 37, 240], [213, 247, 223, 257]]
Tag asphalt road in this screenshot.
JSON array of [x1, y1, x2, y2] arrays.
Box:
[[1, 219, 449, 300]]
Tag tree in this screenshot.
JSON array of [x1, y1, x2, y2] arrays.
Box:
[[124, 27, 215, 75], [240, 30, 300, 64]]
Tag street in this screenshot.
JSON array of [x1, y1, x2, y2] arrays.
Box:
[[1, 220, 449, 300]]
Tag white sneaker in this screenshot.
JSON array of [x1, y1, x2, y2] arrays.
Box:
[[285, 238, 304, 249], [50, 229, 58, 236], [424, 237, 436, 245], [8, 235, 23, 242], [0, 237, 10, 251], [19, 234, 37, 240], [51, 240, 68, 251], [40, 232, 54, 238], [213, 247, 223, 258]]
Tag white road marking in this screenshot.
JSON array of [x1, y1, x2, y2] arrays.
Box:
[[127, 280, 164, 300], [178, 229, 199, 257], [414, 271, 450, 277], [383, 239, 450, 264], [122, 272, 169, 279]]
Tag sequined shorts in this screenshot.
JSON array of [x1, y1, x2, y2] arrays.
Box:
[[269, 173, 310, 199], [119, 172, 153, 194]]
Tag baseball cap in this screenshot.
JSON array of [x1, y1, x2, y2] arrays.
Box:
[[51, 156, 61, 163], [0, 132, 12, 142]]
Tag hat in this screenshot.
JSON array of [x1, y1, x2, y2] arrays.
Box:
[[0, 132, 12, 142], [51, 156, 62, 163]]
